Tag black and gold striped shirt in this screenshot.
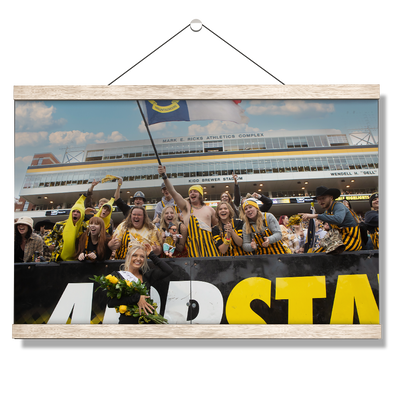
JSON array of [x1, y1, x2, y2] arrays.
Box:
[[212, 218, 251, 256]]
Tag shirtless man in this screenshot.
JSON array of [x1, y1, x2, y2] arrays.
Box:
[[158, 164, 219, 258]]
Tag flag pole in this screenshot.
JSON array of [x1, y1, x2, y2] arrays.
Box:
[[136, 101, 167, 178], [303, 201, 316, 253], [309, 202, 316, 252]]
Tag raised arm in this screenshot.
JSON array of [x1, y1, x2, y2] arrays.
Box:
[[252, 192, 272, 213], [157, 165, 188, 213], [113, 177, 123, 201], [233, 173, 241, 207], [147, 251, 173, 283]]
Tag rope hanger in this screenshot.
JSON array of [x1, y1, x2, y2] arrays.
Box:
[[106, 16, 286, 85]]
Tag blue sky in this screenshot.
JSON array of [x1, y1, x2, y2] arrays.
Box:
[[14, 99, 378, 198]]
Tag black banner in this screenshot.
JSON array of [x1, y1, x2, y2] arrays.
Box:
[[14, 251, 379, 325]]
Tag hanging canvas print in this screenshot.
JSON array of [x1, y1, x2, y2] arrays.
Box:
[[13, 85, 380, 339]]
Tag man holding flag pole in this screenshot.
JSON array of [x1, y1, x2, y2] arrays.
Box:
[[157, 164, 219, 258], [136, 99, 247, 257]]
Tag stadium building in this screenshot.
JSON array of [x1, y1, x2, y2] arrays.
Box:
[[15, 129, 378, 226]]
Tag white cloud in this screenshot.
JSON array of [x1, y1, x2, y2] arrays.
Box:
[[15, 155, 33, 165], [48, 130, 105, 145], [188, 121, 260, 136], [15, 102, 66, 131], [246, 100, 335, 116], [98, 131, 128, 143], [15, 131, 48, 147]]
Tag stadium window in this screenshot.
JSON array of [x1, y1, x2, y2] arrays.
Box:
[[253, 160, 260, 174], [333, 157, 342, 170], [340, 157, 349, 170], [328, 135, 349, 146], [316, 158, 323, 171], [300, 137, 308, 147], [134, 146, 143, 157], [259, 160, 266, 174], [175, 144, 182, 155], [307, 137, 315, 147], [272, 138, 280, 149], [365, 155, 373, 168], [77, 173, 84, 185], [170, 165, 178, 179], [252, 139, 260, 150], [39, 176, 46, 187], [55, 176, 62, 186], [354, 156, 362, 169], [86, 149, 104, 161], [204, 141, 223, 152], [290, 159, 298, 172], [31, 177, 39, 188], [292, 137, 301, 148], [246, 160, 253, 174], [23, 177, 31, 189], [361, 156, 368, 169], [277, 159, 285, 173], [314, 136, 322, 147], [189, 164, 196, 177], [182, 143, 190, 154], [265, 160, 272, 174], [320, 136, 329, 146]]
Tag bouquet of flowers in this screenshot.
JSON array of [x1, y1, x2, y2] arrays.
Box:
[[91, 274, 168, 324]]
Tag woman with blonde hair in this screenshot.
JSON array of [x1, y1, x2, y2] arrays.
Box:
[[241, 198, 288, 255], [107, 243, 173, 324], [212, 201, 250, 256], [159, 206, 188, 258]]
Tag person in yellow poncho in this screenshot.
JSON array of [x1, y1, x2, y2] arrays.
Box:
[[93, 197, 115, 235], [44, 195, 88, 262]]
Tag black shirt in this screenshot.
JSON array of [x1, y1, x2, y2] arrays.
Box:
[[80, 235, 112, 261], [107, 252, 173, 324]]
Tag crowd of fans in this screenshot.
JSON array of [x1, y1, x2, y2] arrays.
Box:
[[14, 170, 379, 264]]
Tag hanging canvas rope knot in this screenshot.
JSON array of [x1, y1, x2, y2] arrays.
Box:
[[190, 19, 202, 32], [106, 16, 286, 85]]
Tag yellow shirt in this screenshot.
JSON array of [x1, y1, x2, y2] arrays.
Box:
[[113, 223, 161, 259]]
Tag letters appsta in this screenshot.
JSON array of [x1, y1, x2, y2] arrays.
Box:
[[49, 274, 379, 325]]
